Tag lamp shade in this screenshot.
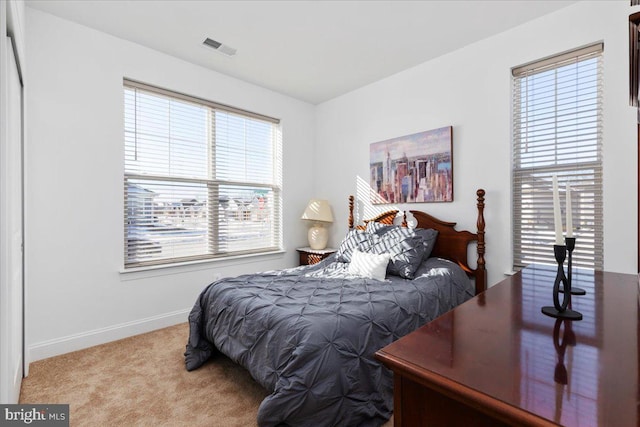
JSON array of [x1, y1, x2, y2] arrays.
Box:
[[301, 199, 334, 223]]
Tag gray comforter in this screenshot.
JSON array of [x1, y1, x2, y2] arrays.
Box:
[[185, 256, 474, 426]]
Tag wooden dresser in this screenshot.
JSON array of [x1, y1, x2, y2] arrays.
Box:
[[376, 264, 639, 427]]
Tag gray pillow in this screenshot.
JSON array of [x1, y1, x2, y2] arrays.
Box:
[[364, 221, 389, 235], [361, 233, 427, 279], [335, 229, 369, 262], [413, 228, 438, 260], [365, 222, 439, 261]]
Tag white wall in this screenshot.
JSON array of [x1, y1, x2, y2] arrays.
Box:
[[25, 8, 315, 361], [316, 0, 637, 287]]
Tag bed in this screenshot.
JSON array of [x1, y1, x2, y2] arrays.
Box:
[[185, 189, 487, 426]]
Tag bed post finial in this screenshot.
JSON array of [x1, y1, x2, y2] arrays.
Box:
[[476, 189, 486, 294], [348, 195, 355, 229]]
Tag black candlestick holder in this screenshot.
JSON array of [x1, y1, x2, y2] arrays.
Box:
[[559, 237, 586, 296], [541, 241, 583, 321]]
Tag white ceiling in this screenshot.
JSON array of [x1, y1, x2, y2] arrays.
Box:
[[26, 0, 577, 104]]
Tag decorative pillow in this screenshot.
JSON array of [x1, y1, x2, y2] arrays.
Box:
[[364, 233, 427, 279], [365, 221, 389, 235], [413, 228, 439, 260], [365, 223, 439, 262], [335, 229, 369, 262], [348, 249, 391, 281], [366, 222, 438, 259]]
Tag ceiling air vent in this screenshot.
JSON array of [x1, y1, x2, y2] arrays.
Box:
[[203, 37, 237, 57]]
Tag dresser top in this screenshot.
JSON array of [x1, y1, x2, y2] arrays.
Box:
[[376, 264, 639, 427]]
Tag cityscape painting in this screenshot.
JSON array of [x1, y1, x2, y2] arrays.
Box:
[[370, 126, 453, 204]]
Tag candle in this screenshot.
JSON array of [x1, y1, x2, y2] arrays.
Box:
[[552, 175, 563, 244], [566, 183, 573, 237]]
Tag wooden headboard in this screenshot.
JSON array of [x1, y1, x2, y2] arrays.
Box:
[[348, 189, 486, 295]]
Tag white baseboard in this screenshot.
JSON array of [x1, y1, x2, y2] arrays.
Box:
[[27, 309, 190, 364]]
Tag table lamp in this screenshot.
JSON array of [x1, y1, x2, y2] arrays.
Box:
[[301, 199, 334, 250]]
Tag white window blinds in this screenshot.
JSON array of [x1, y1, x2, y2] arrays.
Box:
[[512, 43, 603, 270], [124, 80, 282, 268]]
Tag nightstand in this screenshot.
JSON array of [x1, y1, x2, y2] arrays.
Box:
[[296, 247, 337, 266]]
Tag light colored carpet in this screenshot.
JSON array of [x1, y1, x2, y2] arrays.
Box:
[[19, 323, 393, 426]]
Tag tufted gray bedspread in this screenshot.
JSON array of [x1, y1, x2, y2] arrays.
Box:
[[185, 256, 474, 427]]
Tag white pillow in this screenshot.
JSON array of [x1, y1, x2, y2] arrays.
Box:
[[348, 249, 391, 281]]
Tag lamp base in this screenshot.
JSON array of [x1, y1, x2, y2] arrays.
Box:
[[308, 223, 328, 250]]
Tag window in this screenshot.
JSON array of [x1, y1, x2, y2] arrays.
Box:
[[123, 80, 282, 268], [512, 43, 603, 270]]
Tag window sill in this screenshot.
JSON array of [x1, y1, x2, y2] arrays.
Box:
[[119, 249, 287, 281]]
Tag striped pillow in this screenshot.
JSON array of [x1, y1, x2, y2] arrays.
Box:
[[361, 232, 427, 279], [335, 229, 369, 263]]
